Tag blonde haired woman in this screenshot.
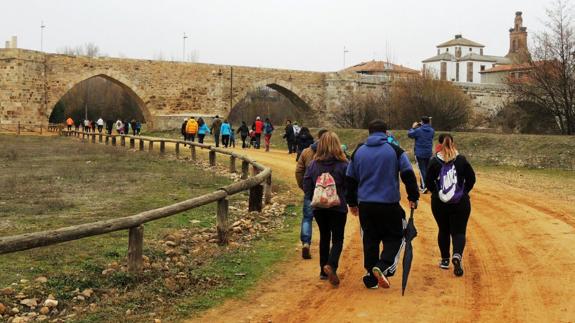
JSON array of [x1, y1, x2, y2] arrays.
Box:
[[425, 134, 476, 277], [303, 131, 349, 286]]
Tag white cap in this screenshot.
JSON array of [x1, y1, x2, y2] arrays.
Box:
[[256, 116, 261, 120]]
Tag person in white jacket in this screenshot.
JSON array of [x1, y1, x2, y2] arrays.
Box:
[[115, 119, 124, 134], [96, 117, 104, 133]]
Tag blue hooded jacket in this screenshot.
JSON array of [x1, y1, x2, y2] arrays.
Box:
[[346, 133, 417, 204], [408, 123, 435, 158], [220, 123, 232, 136]]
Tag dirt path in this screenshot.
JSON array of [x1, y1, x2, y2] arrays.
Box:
[[187, 147, 575, 323]]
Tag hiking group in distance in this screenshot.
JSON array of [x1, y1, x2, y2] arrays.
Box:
[[65, 116, 143, 136], [296, 117, 476, 291]]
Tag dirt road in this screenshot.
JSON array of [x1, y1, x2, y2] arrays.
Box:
[[190, 147, 575, 323]]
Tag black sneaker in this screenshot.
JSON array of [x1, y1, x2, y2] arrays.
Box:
[[302, 244, 311, 260], [439, 258, 450, 270], [452, 254, 464, 277], [320, 272, 328, 280], [363, 273, 378, 289]]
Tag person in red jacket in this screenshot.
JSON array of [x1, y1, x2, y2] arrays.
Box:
[[252, 116, 264, 149]]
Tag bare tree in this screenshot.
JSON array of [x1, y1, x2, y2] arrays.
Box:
[[57, 43, 101, 57], [507, 0, 575, 135], [332, 92, 388, 129]]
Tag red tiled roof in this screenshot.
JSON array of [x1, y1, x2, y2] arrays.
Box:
[[342, 60, 419, 74]]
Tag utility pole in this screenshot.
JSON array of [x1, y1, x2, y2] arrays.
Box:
[[343, 46, 350, 69], [40, 21, 46, 51], [183, 32, 188, 62]]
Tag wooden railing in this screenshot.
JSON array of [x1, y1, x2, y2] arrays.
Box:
[[0, 130, 272, 274], [0, 122, 62, 134]]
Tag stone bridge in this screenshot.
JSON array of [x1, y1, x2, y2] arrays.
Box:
[[0, 48, 509, 129]]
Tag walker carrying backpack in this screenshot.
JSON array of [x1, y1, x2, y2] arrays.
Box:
[[438, 160, 464, 204], [311, 172, 341, 208]]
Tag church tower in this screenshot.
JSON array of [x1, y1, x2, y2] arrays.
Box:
[[506, 11, 530, 63]]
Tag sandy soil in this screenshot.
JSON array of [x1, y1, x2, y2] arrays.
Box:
[[183, 146, 575, 323]]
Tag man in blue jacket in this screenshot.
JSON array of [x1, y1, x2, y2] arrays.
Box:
[[346, 119, 420, 289], [407, 116, 435, 193]]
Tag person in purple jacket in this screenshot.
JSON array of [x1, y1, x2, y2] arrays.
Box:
[[303, 131, 349, 287]]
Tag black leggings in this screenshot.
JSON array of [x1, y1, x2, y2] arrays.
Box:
[[314, 210, 347, 273], [431, 196, 471, 259]]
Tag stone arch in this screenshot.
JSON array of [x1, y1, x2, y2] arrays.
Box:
[[229, 79, 317, 125], [47, 71, 153, 127]]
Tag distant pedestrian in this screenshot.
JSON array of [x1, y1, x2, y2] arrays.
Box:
[[303, 131, 349, 286], [346, 119, 420, 289], [198, 118, 210, 143], [435, 133, 446, 153], [296, 129, 328, 260], [181, 118, 188, 142], [220, 119, 232, 148], [237, 121, 249, 148], [91, 120, 96, 133], [96, 117, 104, 133], [106, 119, 114, 135], [115, 119, 124, 134], [124, 120, 130, 136], [425, 134, 476, 277], [130, 119, 137, 136], [230, 124, 236, 148], [293, 121, 301, 137], [408, 116, 435, 193], [66, 117, 74, 132], [211, 115, 223, 147], [249, 130, 257, 148], [283, 120, 296, 154], [83, 119, 90, 133], [186, 116, 199, 142], [252, 116, 264, 149], [296, 127, 314, 161], [135, 120, 142, 135], [263, 118, 274, 152]]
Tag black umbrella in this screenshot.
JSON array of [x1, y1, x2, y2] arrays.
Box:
[[402, 207, 418, 296]]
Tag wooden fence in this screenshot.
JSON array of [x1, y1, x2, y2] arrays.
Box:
[[0, 130, 273, 275], [0, 122, 62, 134]]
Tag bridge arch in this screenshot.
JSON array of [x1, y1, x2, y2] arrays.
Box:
[[229, 79, 317, 126], [47, 71, 153, 127]]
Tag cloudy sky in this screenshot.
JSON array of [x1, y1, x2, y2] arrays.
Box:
[[0, 0, 554, 71]]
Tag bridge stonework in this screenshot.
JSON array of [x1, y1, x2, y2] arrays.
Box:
[[0, 48, 509, 129]]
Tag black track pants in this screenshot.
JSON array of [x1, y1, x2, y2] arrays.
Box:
[[431, 196, 471, 259], [313, 210, 347, 272]]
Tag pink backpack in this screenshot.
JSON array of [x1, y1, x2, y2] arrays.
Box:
[[311, 172, 341, 208]]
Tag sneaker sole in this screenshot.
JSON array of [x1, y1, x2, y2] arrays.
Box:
[[323, 265, 340, 286], [452, 258, 464, 277], [439, 264, 449, 270], [372, 267, 390, 289]]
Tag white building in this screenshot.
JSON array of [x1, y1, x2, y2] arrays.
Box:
[[422, 34, 511, 84]]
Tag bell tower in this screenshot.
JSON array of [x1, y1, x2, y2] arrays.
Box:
[[506, 11, 530, 63]]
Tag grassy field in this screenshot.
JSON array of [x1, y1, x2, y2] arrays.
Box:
[[0, 135, 299, 322], [147, 128, 575, 170]]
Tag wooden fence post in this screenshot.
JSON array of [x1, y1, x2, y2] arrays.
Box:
[[264, 173, 273, 205], [130, 138, 135, 149], [128, 225, 144, 275], [241, 161, 250, 179], [139, 139, 145, 151], [105, 135, 110, 145], [112, 136, 117, 146], [191, 145, 197, 160], [17, 122, 20, 135], [91, 134, 96, 143], [40, 126, 43, 135], [209, 151, 216, 166], [99, 134, 103, 143], [249, 185, 264, 212], [160, 141, 165, 154], [121, 136, 126, 147], [148, 140, 154, 151], [229, 156, 236, 173], [217, 198, 229, 245], [175, 143, 180, 157]]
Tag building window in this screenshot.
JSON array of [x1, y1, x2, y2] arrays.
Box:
[[467, 62, 473, 82], [440, 62, 447, 81], [456, 63, 460, 82], [480, 48, 484, 55], [446, 48, 449, 52], [480, 65, 485, 71], [469, 48, 472, 52], [492, 64, 496, 68]]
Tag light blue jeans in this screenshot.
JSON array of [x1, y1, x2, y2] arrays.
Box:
[[301, 198, 313, 244]]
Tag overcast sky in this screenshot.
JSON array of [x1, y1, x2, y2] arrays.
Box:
[[0, 0, 554, 72]]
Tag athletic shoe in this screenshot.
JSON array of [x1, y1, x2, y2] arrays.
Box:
[[323, 265, 340, 286], [302, 244, 312, 260], [452, 254, 464, 277], [439, 258, 450, 269], [419, 187, 428, 194], [320, 272, 328, 280], [362, 273, 378, 289], [372, 266, 390, 289]]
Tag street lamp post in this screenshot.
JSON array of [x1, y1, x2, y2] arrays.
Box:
[[343, 46, 350, 69], [183, 32, 188, 62], [40, 21, 46, 51]]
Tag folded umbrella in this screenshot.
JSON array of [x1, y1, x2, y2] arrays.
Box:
[[402, 207, 418, 296]]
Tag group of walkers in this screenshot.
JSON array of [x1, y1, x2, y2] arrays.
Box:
[[180, 115, 276, 150], [65, 117, 142, 136], [283, 120, 315, 160], [296, 117, 476, 290]]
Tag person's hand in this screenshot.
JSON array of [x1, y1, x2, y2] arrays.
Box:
[[409, 200, 418, 210], [349, 206, 359, 216], [412, 122, 420, 129]]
